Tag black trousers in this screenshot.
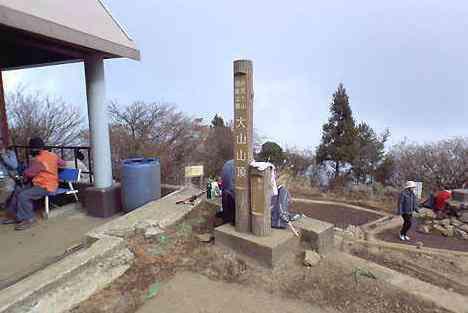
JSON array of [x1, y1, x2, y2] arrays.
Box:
[[400, 213, 412, 236], [221, 192, 235, 226]]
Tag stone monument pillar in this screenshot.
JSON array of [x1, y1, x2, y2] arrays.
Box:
[[250, 166, 273, 236], [233, 60, 254, 233]]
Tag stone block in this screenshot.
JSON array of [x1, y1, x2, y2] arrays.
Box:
[[455, 228, 468, 240], [460, 213, 468, 223], [303, 250, 321, 267], [214, 224, 297, 268], [433, 224, 446, 235], [417, 225, 432, 234], [294, 217, 335, 254], [458, 224, 468, 233], [196, 233, 214, 243], [452, 189, 468, 202], [144, 226, 164, 239], [440, 219, 451, 227]]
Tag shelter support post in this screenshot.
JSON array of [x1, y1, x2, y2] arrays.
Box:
[[0, 72, 10, 146], [84, 55, 113, 189], [83, 55, 121, 218]]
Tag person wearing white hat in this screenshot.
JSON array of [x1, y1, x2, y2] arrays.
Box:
[[397, 180, 419, 241]]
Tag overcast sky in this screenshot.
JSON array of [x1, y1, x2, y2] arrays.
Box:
[[3, 0, 468, 150]]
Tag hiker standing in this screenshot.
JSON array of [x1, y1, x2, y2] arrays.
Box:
[[397, 181, 419, 241]]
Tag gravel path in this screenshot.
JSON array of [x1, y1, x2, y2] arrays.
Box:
[[378, 218, 468, 252]]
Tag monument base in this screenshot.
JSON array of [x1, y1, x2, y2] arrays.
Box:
[[214, 224, 298, 268]]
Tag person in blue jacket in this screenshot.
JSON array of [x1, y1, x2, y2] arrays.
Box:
[[397, 181, 419, 241]]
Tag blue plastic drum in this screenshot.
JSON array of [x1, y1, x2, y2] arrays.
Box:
[[121, 158, 161, 212]]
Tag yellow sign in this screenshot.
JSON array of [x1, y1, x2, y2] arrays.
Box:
[[185, 165, 204, 177]]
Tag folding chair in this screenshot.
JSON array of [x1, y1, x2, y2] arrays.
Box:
[[44, 168, 81, 219]]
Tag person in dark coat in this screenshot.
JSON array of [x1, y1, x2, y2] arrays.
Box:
[[397, 180, 419, 241]]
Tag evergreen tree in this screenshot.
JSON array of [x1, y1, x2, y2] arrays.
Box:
[[258, 141, 284, 167], [352, 122, 389, 183], [317, 83, 358, 176], [210, 114, 225, 128]]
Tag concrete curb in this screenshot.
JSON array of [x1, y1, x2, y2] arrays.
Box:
[[349, 237, 468, 258], [337, 252, 468, 313], [86, 186, 199, 240], [292, 198, 389, 217]]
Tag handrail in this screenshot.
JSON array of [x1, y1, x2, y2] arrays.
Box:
[[11, 145, 94, 184]]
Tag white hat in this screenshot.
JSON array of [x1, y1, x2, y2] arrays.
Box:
[[404, 181, 417, 189]]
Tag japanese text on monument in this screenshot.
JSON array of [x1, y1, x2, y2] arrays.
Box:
[[234, 75, 248, 178]]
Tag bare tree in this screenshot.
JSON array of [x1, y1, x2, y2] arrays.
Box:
[[108, 100, 204, 184], [284, 148, 315, 176], [196, 115, 233, 178], [389, 137, 468, 190], [6, 87, 84, 146]]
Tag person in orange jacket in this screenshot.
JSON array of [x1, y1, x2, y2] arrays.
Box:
[[1, 137, 65, 230]]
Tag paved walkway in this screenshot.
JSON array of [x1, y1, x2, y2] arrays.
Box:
[[137, 272, 329, 313], [0, 208, 114, 290]]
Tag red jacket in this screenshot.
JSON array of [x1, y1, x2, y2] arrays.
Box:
[[434, 190, 451, 210]]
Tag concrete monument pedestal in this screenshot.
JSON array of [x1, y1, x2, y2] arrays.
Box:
[[214, 224, 297, 268]]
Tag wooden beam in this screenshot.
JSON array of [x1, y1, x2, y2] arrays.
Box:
[[0, 72, 10, 146]]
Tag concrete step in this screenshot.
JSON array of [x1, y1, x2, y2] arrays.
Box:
[[0, 236, 133, 313]]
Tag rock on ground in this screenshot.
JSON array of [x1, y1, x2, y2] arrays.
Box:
[[196, 233, 214, 243], [304, 250, 321, 267], [144, 226, 164, 239]]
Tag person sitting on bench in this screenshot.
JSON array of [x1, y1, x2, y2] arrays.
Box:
[[1, 137, 65, 230], [0, 136, 19, 209]]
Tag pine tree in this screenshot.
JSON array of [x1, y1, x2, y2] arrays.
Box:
[[317, 83, 358, 177], [210, 114, 225, 128]]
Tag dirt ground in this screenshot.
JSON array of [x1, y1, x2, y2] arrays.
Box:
[[346, 241, 468, 297], [291, 201, 382, 228], [136, 271, 328, 313], [378, 218, 468, 252], [70, 201, 452, 313]]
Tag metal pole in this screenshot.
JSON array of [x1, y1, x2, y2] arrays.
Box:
[[84, 55, 113, 188]]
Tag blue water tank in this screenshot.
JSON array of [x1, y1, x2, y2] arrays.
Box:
[[121, 158, 161, 212]]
